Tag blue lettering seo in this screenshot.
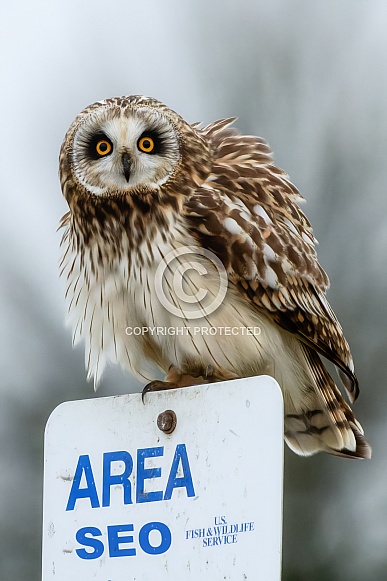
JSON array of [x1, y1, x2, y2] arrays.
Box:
[[66, 444, 195, 560]]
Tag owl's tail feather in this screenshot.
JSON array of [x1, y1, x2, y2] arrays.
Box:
[[284, 346, 371, 459]]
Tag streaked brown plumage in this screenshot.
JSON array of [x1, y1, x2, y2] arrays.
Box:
[[59, 95, 370, 459]]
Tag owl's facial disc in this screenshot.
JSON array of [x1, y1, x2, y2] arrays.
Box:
[[72, 107, 180, 195]]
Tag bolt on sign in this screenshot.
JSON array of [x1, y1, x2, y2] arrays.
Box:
[[42, 376, 284, 580]]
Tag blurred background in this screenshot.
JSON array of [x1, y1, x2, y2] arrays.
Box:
[[1, 1, 386, 579]]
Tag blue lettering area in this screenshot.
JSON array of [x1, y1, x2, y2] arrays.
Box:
[[136, 447, 164, 503], [67, 443, 196, 560], [66, 455, 100, 511], [102, 451, 133, 507], [164, 444, 195, 500]]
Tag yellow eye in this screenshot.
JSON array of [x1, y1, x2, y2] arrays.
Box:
[[96, 139, 112, 156], [138, 136, 155, 153]]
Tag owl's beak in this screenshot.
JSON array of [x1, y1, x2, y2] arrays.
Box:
[[122, 152, 131, 182]]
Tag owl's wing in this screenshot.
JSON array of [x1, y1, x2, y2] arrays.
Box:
[[184, 119, 359, 402]]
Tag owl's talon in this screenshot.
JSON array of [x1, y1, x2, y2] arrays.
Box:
[[141, 384, 150, 404]]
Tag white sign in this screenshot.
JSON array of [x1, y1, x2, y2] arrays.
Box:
[[42, 376, 283, 580]]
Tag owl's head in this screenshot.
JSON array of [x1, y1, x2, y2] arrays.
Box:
[[60, 96, 212, 202]]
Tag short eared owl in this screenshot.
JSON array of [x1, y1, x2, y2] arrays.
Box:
[[59, 95, 370, 459]]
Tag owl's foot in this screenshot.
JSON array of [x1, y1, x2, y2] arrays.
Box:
[[142, 380, 178, 403], [142, 366, 209, 403], [141, 365, 239, 402]]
